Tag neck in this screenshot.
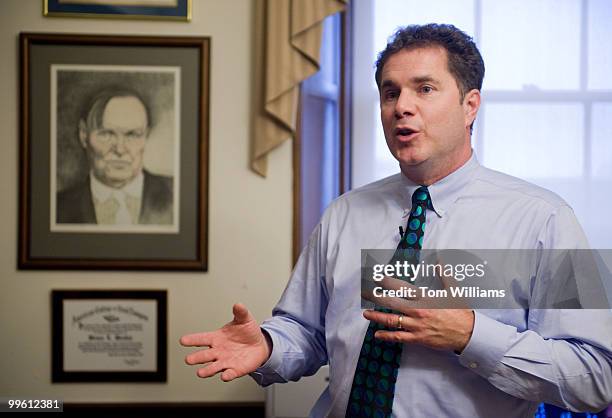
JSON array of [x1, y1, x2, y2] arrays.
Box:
[[92, 171, 142, 190], [401, 147, 472, 186]]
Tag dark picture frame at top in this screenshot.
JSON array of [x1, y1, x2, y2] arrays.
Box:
[[43, 0, 192, 21], [19, 33, 209, 270], [52, 289, 167, 382]]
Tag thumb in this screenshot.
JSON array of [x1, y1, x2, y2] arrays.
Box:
[[232, 303, 251, 324]]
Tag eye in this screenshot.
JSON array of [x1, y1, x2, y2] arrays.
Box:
[[125, 130, 144, 141], [420, 85, 434, 94], [95, 130, 115, 142], [383, 89, 399, 101]]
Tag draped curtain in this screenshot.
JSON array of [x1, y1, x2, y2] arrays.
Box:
[[251, 0, 347, 176]]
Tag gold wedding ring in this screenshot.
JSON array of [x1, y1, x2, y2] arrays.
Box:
[[397, 314, 404, 330]]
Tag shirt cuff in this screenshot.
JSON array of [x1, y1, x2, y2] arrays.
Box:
[[458, 311, 515, 379], [248, 327, 285, 386]]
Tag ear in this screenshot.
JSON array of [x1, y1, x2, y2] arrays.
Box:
[[78, 119, 88, 148], [463, 89, 481, 129]]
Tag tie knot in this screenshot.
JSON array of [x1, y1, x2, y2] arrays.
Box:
[[411, 186, 431, 207]]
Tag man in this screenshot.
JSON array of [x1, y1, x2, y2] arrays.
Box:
[[180, 24, 612, 417], [57, 88, 173, 226]]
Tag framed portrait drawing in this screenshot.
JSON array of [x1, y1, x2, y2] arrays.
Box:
[[52, 289, 167, 382], [19, 33, 209, 270], [43, 0, 192, 21]]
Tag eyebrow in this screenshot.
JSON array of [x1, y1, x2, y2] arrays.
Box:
[[380, 80, 397, 90], [411, 75, 439, 84], [380, 75, 440, 89]]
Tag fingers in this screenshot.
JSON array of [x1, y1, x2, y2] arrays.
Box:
[[363, 275, 420, 308], [363, 309, 419, 331], [185, 348, 217, 365], [365, 310, 397, 329], [197, 360, 226, 379], [181, 303, 252, 347], [185, 350, 245, 381], [381, 276, 418, 293], [366, 273, 465, 310], [363, 286, 427, 311], [180, 332, 213, 347], [221, 369, 240, 382], [232, 303, 251, 324], [196, 362, 246, 382], [363, 311, 423, 345], [374, 330, 418, 343], [182, 303, 255, 381], [362, 310, 421, 344]]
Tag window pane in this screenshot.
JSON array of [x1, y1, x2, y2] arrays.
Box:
[[591, 103, 612, 179], [581, 101, 612, 248], [374, 114, 401, 179], [481, 0, 581, 90], [481, 103, 584, 178], [584, 178, 612, 248], [588, 0, 612, 90], [374, 0, 475, 63]]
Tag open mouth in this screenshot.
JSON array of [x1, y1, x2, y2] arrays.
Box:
[[395, 127, 419, 140]]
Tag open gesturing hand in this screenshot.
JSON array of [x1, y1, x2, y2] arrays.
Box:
[[180, 303, 272, 382]]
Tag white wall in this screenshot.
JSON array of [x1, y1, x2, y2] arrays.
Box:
[[0, 0, 293, 403]]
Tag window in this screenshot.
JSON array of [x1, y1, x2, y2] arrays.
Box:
[[296, 12, 350, 259], [352, 0, 612, 248]]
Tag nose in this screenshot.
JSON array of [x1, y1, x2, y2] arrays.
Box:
[[111, 134, 128, 154], [394, 90, 416, 119]]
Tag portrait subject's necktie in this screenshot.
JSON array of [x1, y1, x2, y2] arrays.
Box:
[[113, 191, 133, 224], [94, 191, 140, 224], [345, 186, 432, 418]]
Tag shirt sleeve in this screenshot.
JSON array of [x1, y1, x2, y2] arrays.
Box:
[[249, 220, 329, 386], [458, 205, 612, 412]]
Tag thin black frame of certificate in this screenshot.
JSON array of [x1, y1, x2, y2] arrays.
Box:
[[52, 290, 167, 382], [19, 33, 209, 271]]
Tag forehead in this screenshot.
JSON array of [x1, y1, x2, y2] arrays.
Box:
[[380, 46, 452, 82], [102, 96, 148, 126]]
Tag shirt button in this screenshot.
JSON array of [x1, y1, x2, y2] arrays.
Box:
[[469, 362, 478, 369]]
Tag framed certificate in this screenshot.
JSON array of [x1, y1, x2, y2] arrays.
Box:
[[52, 290, 167, 382]]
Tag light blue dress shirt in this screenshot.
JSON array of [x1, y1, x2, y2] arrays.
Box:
[[251, 154, 612, 417]]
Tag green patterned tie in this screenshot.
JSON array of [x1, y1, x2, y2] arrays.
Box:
[[346, 186, 432, 418]]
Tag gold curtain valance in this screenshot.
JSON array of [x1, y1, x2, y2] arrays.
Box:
[[251, 0, 347, 176]]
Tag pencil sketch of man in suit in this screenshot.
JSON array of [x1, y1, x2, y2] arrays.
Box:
[[56, 87, 174, 226]]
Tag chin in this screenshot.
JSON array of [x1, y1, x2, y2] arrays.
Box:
[[394, 148, 428, 167]]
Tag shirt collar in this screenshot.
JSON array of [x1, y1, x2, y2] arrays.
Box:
[[400, 151, 480, 217], [90, 171, 144, 203]]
